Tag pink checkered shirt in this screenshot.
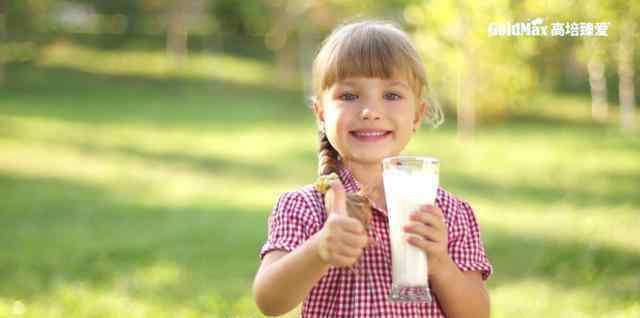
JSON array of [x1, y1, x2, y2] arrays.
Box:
[[260, 165, 493, 317]]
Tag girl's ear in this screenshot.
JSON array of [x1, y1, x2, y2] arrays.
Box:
[[413, 100, 427, 131], [312, 98, 325, 127]]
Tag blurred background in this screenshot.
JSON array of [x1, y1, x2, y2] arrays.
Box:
[[0, 0, 638, 317]]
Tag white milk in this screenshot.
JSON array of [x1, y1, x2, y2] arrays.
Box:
[[383, 169, 438, 287]]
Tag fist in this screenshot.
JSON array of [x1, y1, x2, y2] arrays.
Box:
[[317, 180, 369, 267]]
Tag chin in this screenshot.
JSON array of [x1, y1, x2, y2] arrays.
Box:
[[349, 153, 391, 165]]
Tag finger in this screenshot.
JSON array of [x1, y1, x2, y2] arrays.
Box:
[[410, 210, 440, 228], [367, 236, 377, 248], [411, 209, 444, 230], [332, 253, 357, 267], [339, 216, 366, 235], [339, 231, 369, 249], [404, 223, 442, 243], [421, 205, 445, 222], [407, 235, 439, 253], [325, 180, 347, 216], [334, 244, 363, 258]]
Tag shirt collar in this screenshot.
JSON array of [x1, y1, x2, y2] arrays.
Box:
[[336, 162, 444, 215], [337, 163, 362, 194], [337, 163, 388, 215]]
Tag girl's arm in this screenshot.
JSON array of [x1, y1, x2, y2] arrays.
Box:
[[430, 262, 491, 318], [405, 204, 491, 318], [252, 232, 330, 316], [253, 181, 368, 316]]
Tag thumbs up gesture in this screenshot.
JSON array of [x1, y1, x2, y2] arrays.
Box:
[[316, 179, 369, 267]]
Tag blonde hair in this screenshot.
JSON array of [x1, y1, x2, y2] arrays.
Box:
[[311, 20, 442, 232], [312, 20, 428, 99]]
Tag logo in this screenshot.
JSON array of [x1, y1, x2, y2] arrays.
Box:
[[488, 18, 609, 37]]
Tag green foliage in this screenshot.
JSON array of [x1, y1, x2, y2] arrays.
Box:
[[406, 1, 539, 121], [5, 0, 57, 36], [211, 0, 271, 36]]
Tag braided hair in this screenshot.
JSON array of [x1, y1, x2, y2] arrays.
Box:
[[315, 129, 373, 231]]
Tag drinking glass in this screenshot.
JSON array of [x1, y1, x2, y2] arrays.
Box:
[[383, 156, 439, 303]]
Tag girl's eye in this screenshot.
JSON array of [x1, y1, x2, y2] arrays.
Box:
[[385, 92, 402, 101], [339, 93, 358, 101]]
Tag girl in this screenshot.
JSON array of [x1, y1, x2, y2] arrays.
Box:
[[253, 20, 493, 318]]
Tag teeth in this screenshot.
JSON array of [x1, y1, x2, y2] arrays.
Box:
[[355, 131, 386, 137]]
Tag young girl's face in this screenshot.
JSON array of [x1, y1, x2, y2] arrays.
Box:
[[315, 75, 426, 166]]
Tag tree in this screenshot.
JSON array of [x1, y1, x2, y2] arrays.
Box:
[[580, 1, 612, 122], [617, 12, 636, 132], [456, 2, 476, 139], [165, 0, 207, 66], [583, 0, 639, 132], [263, 0, 313, 86], [0, 0, 5, 86], [166, 0, 189, 63], [406, 1, 538, 138], [587, 42, 609, 122]]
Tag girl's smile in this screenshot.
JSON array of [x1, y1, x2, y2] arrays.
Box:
[[349, 129, 393, 142]]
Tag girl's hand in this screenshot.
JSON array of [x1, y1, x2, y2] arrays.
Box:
[[317, 180, 369, 267], [403, 204, 453, 277]]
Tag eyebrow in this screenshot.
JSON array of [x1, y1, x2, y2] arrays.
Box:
[[387, 80, 411, 89], [336, 80, 357, 87], [336, 79, 411, 89]]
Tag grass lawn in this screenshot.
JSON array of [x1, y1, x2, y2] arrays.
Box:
[[0, 46, 639, 317]]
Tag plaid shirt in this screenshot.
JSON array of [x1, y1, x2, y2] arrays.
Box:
[[260, 165, 493, 317]]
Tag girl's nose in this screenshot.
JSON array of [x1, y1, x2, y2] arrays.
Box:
[[361, 108, 381, 120]]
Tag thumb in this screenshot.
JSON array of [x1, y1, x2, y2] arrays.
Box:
[[325, 180, 347, 216], [367, 237, 377, 248]]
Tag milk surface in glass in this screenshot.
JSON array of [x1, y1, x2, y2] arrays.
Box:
[[383, 156, 438, 303]]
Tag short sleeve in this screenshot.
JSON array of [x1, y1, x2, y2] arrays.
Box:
[[447, 201, 493, 280], [259, 191, 320, 260]]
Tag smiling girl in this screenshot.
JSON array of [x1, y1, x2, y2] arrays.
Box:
[[253, 20, 493, 318]]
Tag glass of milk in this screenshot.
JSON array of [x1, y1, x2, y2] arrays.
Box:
[[383, 156, 439, 303]]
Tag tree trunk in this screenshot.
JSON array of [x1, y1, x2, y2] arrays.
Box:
[[166, 0, 189, 67], [457, 11, 475, 140], [618, 17, 636, 132], [458, 52, 476, 140], [0, 0, 6, 86], [266, 2, 313, 87], [564, 48, 582, 91], [588, 54, 608, 122], [298, 25, 318, 100], [276, 40, 297, 87]]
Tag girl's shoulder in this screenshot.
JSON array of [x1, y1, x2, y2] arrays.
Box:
[[436, 186, 476, 221], [274, 183, 327, 217]]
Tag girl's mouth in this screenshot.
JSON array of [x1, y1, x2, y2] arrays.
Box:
[[349, 130, 392, 142]]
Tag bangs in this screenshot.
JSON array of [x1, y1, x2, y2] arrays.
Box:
[[313, 21, 426, 96]]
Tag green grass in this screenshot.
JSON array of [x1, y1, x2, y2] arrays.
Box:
[[0, 46, 639, 317]]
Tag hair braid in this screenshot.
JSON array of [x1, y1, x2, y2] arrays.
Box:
[[314, 128, 373, 234], [317, 129, 339, 176]]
